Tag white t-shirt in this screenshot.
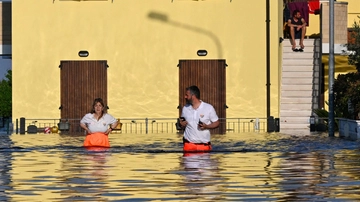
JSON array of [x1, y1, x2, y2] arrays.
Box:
[[80, 113, 117, 133], [181, 101, 219, 143]]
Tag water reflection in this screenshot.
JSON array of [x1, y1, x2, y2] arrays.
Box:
[[275, 152, 331, 201], [59, 149, 111, 201], [0, 153, 11, 202], [180, 153, 223, 200], [273, 151, 360, 201], [0, 134, 13, 202], [4, 132, 360, 201]]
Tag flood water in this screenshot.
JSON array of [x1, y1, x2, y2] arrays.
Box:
[[1, 132, 360, 201]]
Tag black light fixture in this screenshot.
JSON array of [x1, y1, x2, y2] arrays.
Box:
[[78, 50, 89, 57], [279, 37, 284, 44], [197, 50, 207, 56]]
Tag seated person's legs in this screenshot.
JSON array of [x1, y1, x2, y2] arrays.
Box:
[[289, 26, 297, 50], [300, 26, 307, 49]]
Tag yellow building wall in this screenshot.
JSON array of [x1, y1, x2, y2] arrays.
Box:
[[346, 0, 360, 27], [12, 0, 281, 120], [307, 14, 320, 36]]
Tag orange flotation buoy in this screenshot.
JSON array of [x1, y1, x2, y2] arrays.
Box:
[[83, 132, 110, 148]]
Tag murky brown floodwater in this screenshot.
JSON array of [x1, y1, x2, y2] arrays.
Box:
[[1, 132, 360, 201]]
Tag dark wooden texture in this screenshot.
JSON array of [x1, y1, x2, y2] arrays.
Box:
[[1, 2, 12, 44], [60, 60, 108, 132], [178, 59, 226, 134]]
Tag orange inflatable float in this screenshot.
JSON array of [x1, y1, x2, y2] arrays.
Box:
[[83, 132, 110, 148], [183, 142, 211, 152]]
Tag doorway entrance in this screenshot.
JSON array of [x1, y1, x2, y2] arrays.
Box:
[[178, 59, 227, 134], [59, 60, 108, 132]]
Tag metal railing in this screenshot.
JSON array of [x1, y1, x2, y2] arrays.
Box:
[[13, 117, 268, 134]]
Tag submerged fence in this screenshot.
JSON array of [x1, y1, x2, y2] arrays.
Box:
[[11, 117, 268, 134]]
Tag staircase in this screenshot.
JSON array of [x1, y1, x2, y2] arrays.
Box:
[[280, 38, 321, 135]]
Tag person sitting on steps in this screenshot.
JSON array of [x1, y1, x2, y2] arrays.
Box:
[[287, 9, 307, 52]]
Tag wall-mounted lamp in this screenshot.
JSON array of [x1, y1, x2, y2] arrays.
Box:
[[78, 50, 89, 57], [197, 50, 208, 56], [279, 37, 284, 44]]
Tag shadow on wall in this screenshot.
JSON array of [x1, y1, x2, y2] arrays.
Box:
[[147, 11, 223, 58]]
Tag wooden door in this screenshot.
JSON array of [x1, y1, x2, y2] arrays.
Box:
[[60, 60, 108, 132], [179, 60, 226, 134]]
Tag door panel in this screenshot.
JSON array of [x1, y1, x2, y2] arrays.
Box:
[[60, 60, 108, 132], [179, 59, 226, 134]]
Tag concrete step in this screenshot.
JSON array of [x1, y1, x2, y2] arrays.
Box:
[[280, 96, 318, 104], [282, 39, 315, 46], [279, 116, 312, 123], [283, 52, 315, 58], [280, 123, 310, 129], [282, 71, 314, 78], [283, 59, 314, 66], [281, 77, 314, 85], [280, 110, 312, 117], [282, 46, 319, 53], [281, 97, 314, 103], [280, 91, 312, 97], [282, 65, 314, 72], [281, 84, 313, 91], [280, 103, 313, 110], [280, 92, 313, 99], [282, 71, 319, 78]]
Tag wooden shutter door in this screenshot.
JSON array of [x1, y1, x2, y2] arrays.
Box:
[[179, 59, 226, 134], [60, 60, 108, 132]]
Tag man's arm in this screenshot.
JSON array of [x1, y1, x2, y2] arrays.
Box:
[[301, 18, 307, 27], [201, 106, 220, 129], [287, 19, 295, 27], [287, 19, 306, 29], [203, 120, 219, 129]]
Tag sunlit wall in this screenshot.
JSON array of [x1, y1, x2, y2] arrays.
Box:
[[12, 0, 282, 120]]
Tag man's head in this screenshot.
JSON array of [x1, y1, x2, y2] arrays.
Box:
[[185, 85, 200, 104], [293, 10, 301, 19]]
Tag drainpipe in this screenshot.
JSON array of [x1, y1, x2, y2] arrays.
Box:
[[266, 0, 273, 132]]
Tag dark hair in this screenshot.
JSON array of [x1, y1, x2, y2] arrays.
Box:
[[91, 98, 106, 117], [186, 85, 200, 99], [293, 10, 300, 17]]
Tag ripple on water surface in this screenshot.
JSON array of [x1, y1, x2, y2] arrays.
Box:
[[0, 132, 360, 201]]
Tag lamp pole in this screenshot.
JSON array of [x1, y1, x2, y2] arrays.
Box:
[[328, 0, 335, 137]]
